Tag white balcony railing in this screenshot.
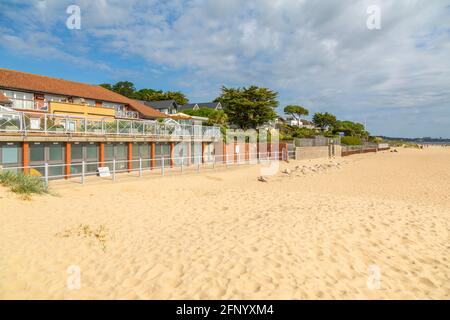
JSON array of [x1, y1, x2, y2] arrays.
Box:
[[10, 98, 48, 111], [116, 110, 139, 119], [0, 110, 222, 140]]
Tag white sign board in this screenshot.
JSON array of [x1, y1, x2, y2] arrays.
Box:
[[98, 167, 111, 178], [235, 145, 240, 154]]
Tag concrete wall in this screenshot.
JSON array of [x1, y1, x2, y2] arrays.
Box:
[[295, 146, 329, 160], [333, 145, 342, 157], [295, 145, 342, 160]]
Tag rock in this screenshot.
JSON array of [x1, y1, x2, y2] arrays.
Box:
[[258, 176, 268, 183], [282, 169, 291, 175]]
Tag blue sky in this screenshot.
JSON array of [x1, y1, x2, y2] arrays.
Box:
[[1, 0, 449, 138]]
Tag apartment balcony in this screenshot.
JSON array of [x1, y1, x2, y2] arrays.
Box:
[[10, 98, 48, 111], [0, 110, 222, 141], [116, 110, 139, 119]]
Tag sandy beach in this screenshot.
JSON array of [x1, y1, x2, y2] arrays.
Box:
[[0, 146, 449, 300]]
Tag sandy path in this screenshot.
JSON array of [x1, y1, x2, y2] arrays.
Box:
[[0, 147, 449, 299]]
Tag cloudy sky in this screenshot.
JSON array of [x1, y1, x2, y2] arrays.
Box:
[[0, 0, 449, 138]]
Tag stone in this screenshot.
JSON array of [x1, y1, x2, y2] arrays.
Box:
[[258, 176, 268, 183]]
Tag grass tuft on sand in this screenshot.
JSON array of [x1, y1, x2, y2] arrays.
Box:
[[0, 171, 48, 197]]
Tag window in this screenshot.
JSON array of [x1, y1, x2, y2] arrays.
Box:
[[71, 143, 83, 160], [103, 102, 124, 110], [1, 144, 19, 164], [191, 142, 202, 164], [28, 143, 65, 178], [45, 95, 66, 102], [86, 144, 98, 159], [102, 143, 129, 171], [132, 143, 140, 159], [116, 144, 127, 160], [139, 144, 150, 168], [49, 143, 63, 161], [85, 99, 96, 106], [30, 143, 45, 162], [71, 143, 99, 174], [131, 143, 150, 168], [30, 118, 41, 130], [155, 143, 170, 167], [0, 143, 22, 172], [105, 144, 114, 159], [3, 90, 34, 109], [139, 144, 150, 159]]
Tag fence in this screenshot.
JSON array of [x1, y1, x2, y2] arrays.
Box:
[[377, 143, 390, 151], [0, 110, 221, 140], [214, 142, 293, 163], [0, 151, 295, 187], [341, 143, 379, 157]]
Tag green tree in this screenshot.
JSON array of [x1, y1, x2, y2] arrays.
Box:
[[215, 86, 278, 130], [134, 88, 162, 101], [334, 120, 368, 137], [183, 108, 215, 118], [284, 105, 309, 126], [165, 91, 189, 105], [112, 81, 136, 98], [99, 83, 113, 91], [100, 82, 189, 105], [341, 136, 362, 146], [312, 112, 337, 131], [134, 89, 188, 105], [207, 110, 228, 126]]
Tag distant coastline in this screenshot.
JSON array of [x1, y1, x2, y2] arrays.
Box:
[[380, 136, 450, 145]]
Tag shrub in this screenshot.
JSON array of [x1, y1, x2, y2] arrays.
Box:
[[341, 136, 362, 146], [0, 171, 48, 196], [291, 127, 317, 139], [0, 170, 17, 187]]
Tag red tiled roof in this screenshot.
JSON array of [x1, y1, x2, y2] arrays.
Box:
[[0, 68, 166, 118], [0, 92, 11, 104]]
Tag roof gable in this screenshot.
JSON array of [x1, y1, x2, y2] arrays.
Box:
[[140, 100, 178, 109], [179, 102, 222, 111], [196, 102, 222, 109]]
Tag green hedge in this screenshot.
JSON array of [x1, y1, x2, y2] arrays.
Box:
[[341, 136, 362, 146]]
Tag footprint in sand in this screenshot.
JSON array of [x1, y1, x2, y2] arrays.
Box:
[[419, 277, 437, 289]]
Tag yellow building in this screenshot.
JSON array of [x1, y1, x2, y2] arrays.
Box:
[[49, 101, 116, 118]]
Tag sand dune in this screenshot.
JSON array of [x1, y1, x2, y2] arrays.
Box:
[[0, 147, 449, 299]]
